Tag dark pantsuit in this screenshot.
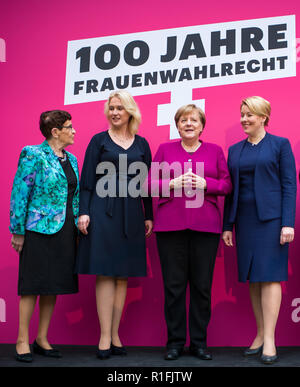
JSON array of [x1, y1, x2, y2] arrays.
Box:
[[156, 230, 220, 349]]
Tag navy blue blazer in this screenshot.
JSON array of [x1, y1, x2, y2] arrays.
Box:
[[223, 132, 297, 231]]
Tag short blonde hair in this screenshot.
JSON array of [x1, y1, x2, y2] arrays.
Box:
[[104, 90, 141, 135], [241, 96, 271, 126], [174, 104, 206, 129]]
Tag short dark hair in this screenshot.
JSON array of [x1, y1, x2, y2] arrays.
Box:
[[39, 110, 72, 139]]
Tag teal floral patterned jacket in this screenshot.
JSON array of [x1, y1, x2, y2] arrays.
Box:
[[9, 141, 79, 235]]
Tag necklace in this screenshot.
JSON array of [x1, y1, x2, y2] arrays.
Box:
[[181, 141, 201, 153], [247, 132, 266, 145], [109, 129, 133, 143], [58, 151, 67, 162]]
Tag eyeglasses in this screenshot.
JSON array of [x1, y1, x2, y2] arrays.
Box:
[[62, 125, 74, 131]]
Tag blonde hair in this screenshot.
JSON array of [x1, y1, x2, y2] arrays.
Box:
[[174, 104, 206, 129], [104, 90, 141, 135], [241, 96, 271, 126]]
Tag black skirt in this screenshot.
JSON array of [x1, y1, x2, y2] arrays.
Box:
[[18, 155, 78, 295]]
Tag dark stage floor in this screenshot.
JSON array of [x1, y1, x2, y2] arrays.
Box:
[[0, 344, 300, 368]]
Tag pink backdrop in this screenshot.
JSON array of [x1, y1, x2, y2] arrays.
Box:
[[1, 0, 300, 347]]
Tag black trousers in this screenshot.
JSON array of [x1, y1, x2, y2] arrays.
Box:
[[156, 230, 220, 349]]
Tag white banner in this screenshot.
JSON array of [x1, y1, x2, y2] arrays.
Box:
[[64, 15, 296, 105]]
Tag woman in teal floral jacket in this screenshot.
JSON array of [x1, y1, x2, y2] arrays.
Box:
[[10, 110, 79, 363]]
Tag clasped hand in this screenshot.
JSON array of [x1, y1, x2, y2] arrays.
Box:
[[170, 170, 207, 190]]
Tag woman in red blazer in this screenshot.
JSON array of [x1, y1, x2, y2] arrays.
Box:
[[148, 104, 232, 360]]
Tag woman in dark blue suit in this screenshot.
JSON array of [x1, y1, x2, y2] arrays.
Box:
[[222, 96, 296, 365]]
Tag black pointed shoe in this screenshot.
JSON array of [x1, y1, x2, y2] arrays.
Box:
[[111, 343, 127, 356], [243, 344, 263, 357], [15, 350, 33, 363], [261, 353, 278, 365], [97, 348, 111, 359], [33, 340, 62, 358]]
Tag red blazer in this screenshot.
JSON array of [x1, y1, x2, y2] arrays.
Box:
[[148, 140, 232, 234]]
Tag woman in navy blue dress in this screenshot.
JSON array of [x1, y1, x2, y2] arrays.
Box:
[[75, 90, 153, 359], [222, 96, 296, 364]]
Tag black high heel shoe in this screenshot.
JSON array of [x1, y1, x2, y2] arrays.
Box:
[[97, 348, 112, 359], [33, 340, 62, 358], [111, 343, 127, 356], [15, 350, 33, 363], [261, 350, 278, 365], [243, 344, 263, 357]]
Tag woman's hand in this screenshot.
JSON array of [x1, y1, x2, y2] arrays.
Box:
[[222, 231, 234, 247], [78, 215, 90, 235], [145, 220, 153, 238], [11, 234, 25, 253], [169, 171, 206, 190], [169, 174, 186, 190], [280, 227, 294, 245], [189, 171, 207, 189]]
